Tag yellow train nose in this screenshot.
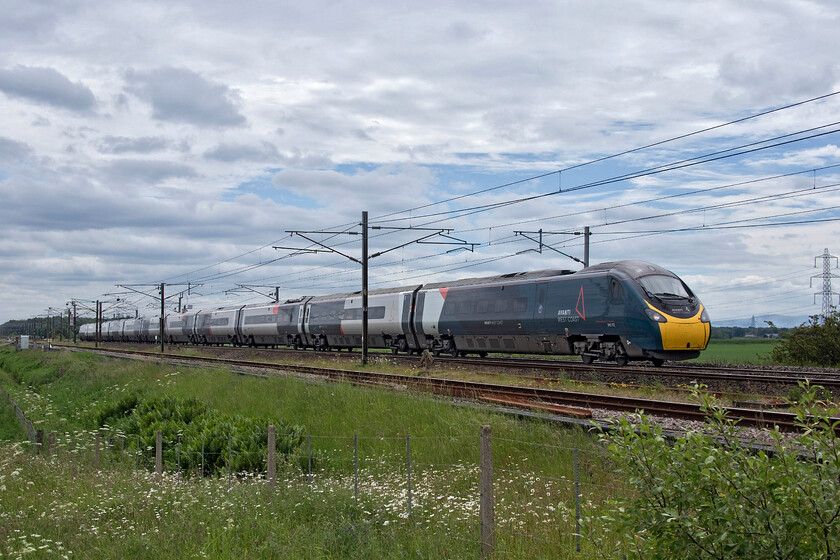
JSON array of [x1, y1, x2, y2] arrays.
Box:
[[649, 304, 711, 351]]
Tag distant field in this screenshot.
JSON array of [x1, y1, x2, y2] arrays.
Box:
[[691, 338, 777, 365]]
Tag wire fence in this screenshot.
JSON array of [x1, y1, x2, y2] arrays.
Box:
[[3, 392, 628, 558], [4, 389, 37, 443]]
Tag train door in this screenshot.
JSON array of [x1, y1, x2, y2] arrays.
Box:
[[400, 293, 412, 349], [607, 276, 626, 332], [299, 303, 310, 346], [402, 288, 422, 350], [233, 305, 245, 345], [412, 292, 427, 347]]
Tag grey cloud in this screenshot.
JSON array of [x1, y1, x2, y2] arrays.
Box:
[[717, 54, 838, 101], [97, 136, 170, 154], [102, 159, 198, 185], [0, 1, 64, 45], [125, 67, 246, 128], [443, 21, 490, 43], [203, 141, 279, 162], [0, 66, 96, 112], [0, 137, 34, 162]]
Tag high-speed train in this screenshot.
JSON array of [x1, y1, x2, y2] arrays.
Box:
[[81, 260, 710, 365]]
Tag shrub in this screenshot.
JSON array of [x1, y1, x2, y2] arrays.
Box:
[[96, 395, 305, 476], [770, 309, 840, 367], [591, 383, 840, 559]]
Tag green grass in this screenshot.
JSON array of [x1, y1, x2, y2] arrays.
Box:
[[0, 347, 616, 558], [692, 338, 778, 365], [0, 395, 23, 441]]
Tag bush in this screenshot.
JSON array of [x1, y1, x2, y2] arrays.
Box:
[[96, 395, 306, 476], [591, 383, 840, 559], [770, 309, 840, 367]]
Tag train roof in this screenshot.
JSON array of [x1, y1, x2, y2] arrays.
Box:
[[170, 261, 681, 311], [307, 285, 424, 303], [421, 268, 576, 290], [579, 260, 679, 279]]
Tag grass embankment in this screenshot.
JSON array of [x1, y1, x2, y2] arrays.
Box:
[[0, 348, 615, 559], [690, 338, 777, 365]]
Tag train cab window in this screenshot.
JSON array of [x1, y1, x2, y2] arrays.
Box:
[[513, 297, 528, 313], [476, 300, 489, 314], [457, 301, 473, 315], [494, 299, 509, 313]]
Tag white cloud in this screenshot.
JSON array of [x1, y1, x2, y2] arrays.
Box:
[[2, 0, 840, 325]]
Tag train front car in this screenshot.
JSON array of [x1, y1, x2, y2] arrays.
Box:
[[576, 261, 710, 365]]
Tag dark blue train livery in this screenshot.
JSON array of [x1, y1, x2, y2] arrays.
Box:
[[85, 260, 710, 365]]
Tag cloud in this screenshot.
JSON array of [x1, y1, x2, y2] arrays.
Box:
[[96, 136, 171, 154], [0, 137, 33, 162], [125, 67, 246, 128], [203, 141, 279, 162], [0, 65, 96, 112], [101, 159, 199, 185]]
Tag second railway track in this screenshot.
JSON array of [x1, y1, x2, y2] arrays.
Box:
[[134, 342, 840, 392]]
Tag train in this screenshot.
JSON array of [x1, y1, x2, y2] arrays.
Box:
[[79, 260, 711, 365]]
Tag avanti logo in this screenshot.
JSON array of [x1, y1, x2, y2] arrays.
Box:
[[576, 286, 586, 320]]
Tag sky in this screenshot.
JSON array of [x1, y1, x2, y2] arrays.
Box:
[[1, 0, 840, 328]]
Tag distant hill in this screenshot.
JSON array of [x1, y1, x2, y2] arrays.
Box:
[[713, 314, 812, 329]]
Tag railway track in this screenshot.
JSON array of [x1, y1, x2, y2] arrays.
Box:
[[128, 342, 840, 392], [62, 345, 839, 434]]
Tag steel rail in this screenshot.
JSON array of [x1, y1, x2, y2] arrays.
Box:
[[122, 342, 840, 389]]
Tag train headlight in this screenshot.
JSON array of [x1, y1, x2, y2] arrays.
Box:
[[645, 308, 667, 323], [700, 308, 710, 323]]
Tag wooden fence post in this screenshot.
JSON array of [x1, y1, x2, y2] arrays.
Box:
[[155, 430, 162, 477], [46, 432, 55, 456], [480, 425, 495, 558], [267, 425, 276, 487]]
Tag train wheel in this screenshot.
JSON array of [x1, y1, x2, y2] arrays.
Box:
[[615, 355, 629, 367], [391, 347, 399, 355], [581, 354, 595, 365], [478, 352, 488, 358], [650, 358, 665, 367]]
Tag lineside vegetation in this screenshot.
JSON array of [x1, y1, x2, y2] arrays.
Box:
[[0, 347, 610, 558]]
